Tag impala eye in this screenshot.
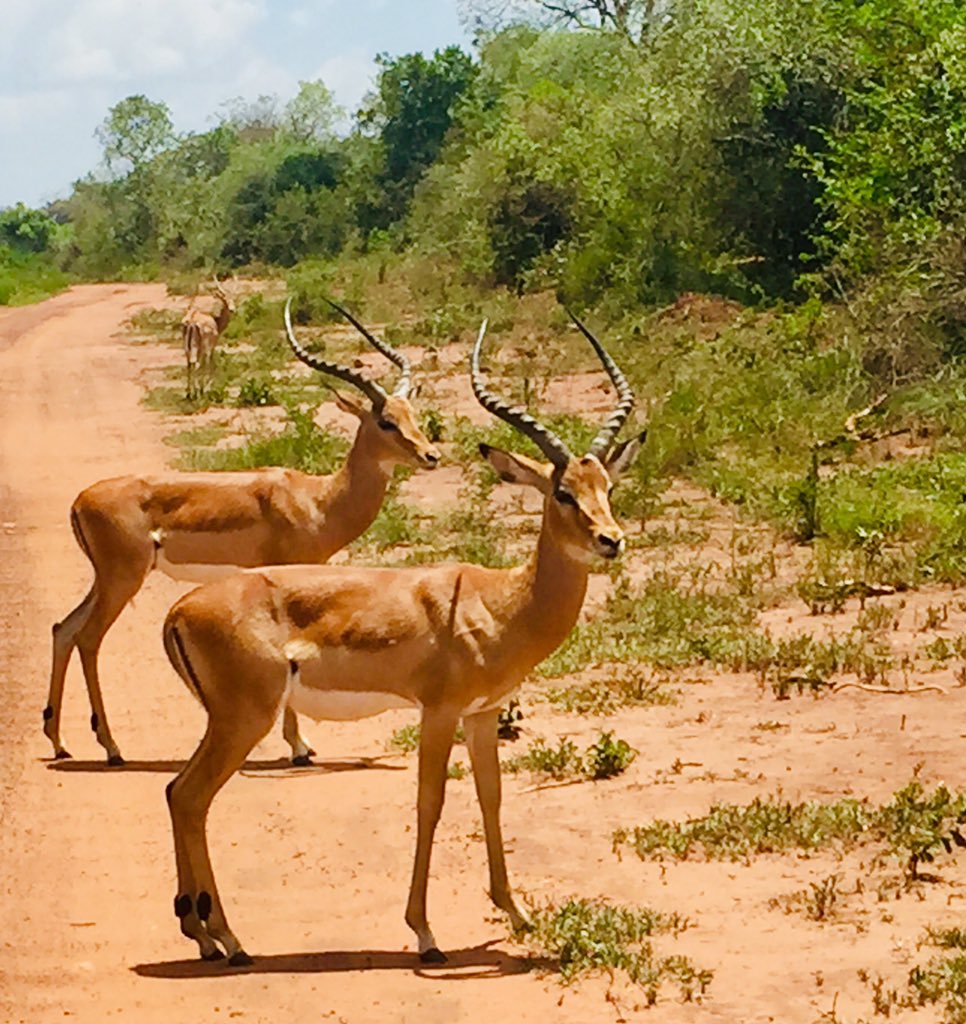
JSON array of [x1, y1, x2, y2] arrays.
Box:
[[378, 420, 399, 432], [555, 490, 577, 507]]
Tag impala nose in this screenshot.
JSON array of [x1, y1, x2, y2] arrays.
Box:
[[597, 533, 623, 558], [423, 450, 440, 468]]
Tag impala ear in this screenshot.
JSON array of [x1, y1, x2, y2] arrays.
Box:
[[604, 430, 646, 481], [332, 389, 368, 419], [479, 444, 553, 494]]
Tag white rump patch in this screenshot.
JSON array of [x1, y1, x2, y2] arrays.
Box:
[[287, 679, 415, 722], [284, 638, 321, 663]]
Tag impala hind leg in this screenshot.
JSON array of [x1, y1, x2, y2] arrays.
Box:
[[282, 705, 315, 765], [463, 709, 529, 933], [71, 563, 151, 765], [168, 707, 277, 965], [45, 586, 98, 758], [404, 706, 460, 963]]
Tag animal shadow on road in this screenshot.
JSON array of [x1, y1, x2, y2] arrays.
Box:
[[133, 942, 547, 980], [44, 756, 405, 776]]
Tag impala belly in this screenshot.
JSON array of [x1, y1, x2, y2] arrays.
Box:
[[287, 681, 415, 721], [153, 527, 266, 583]]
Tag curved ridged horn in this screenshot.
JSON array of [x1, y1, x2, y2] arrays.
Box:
[[565, 307, 635, 457], [325, 298, 411, 398], [471, 320, 571, 470], [284, 299, 388, 408]]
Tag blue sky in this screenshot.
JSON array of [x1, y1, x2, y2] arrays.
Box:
[[0, 0, 471, 209]]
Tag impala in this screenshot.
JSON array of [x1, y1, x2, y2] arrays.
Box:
[[181, 279, 235, 398], [45, 300, 441, 766], [162, 311, 644, 966]]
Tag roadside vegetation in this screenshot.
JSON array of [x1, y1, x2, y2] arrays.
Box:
[[7, 0, 966, 1012], [518, 897, 712, 1004], [613, 778, 966, 883]]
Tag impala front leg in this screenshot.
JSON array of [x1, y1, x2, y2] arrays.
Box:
[[405, 705, 459, 963], [463, 708, 529, 933]]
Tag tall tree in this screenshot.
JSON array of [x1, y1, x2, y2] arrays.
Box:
[[357, 46, 478, 229], [95, 95, 175, 172], [283, 80, 342, 143]]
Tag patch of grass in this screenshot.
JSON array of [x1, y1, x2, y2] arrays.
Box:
[[614, 793, 873, 863], [163, 424, 228, 449], [236, 377, 275, 407], [539, 570, 758, 678], [175, 405, 346, 474], [504, 732, 636, 781], [0, 247, 70, 305], [908, 927, 966, 1023], [352, 486, 422, 552], [544, 664, 677, 716], [130, 305, 183, 336], [386, 722, 467, 755], [614, 779, 966, 880], [743, 625, 898, 697], [504, 737, 583, 779], [519, 897, 711, 1003]]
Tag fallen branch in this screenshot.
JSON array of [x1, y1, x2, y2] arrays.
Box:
[[833, 682, 947, 696]]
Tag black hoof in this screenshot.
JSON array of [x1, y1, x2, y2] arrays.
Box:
[[291, 754, 312, 767], [202, 949, 226, 961], [54, 749, 72, 760], [228, 951, 254, 967], [420, 947, 448, 964], [107, 754, 126, 767]]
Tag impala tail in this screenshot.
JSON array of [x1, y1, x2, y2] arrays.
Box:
[[162, 610, 209, 712]]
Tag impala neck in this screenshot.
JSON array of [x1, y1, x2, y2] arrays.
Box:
[[320, 422, 393, 548], [214, 300, 232, 334], [514, 513, 591, 658]]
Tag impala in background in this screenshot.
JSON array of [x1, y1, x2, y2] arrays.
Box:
[[180, 278, 235, 399], [45, 299, 440, 766]]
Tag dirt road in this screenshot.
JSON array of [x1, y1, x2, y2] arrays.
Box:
[[2, 284, 965, 1023], [0, 285, 609, 1023]]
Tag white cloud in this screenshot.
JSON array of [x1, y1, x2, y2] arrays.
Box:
[[11, 0, 266, 87], [313, 51, 377, 117]]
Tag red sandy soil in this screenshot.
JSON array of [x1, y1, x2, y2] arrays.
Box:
[[1, 284, 965, 1023]]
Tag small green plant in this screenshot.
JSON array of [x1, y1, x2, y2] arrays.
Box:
[[518, 897, 711, 1003], [448, 760, 468, 780], [387, 723, 420, 754], [877, 778, 966, 881], [584, 732, 637, 780], [422, 407, 445, 443], [803, 873, 840, 921], [504, 732, 636, 782], [236, 377, 274, 407], [504, 737, 583, 779]]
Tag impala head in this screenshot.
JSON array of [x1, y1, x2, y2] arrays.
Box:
[[472, 312, 645, 562], [211, 276, 236, 315], [284, 298, 440, 470]]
